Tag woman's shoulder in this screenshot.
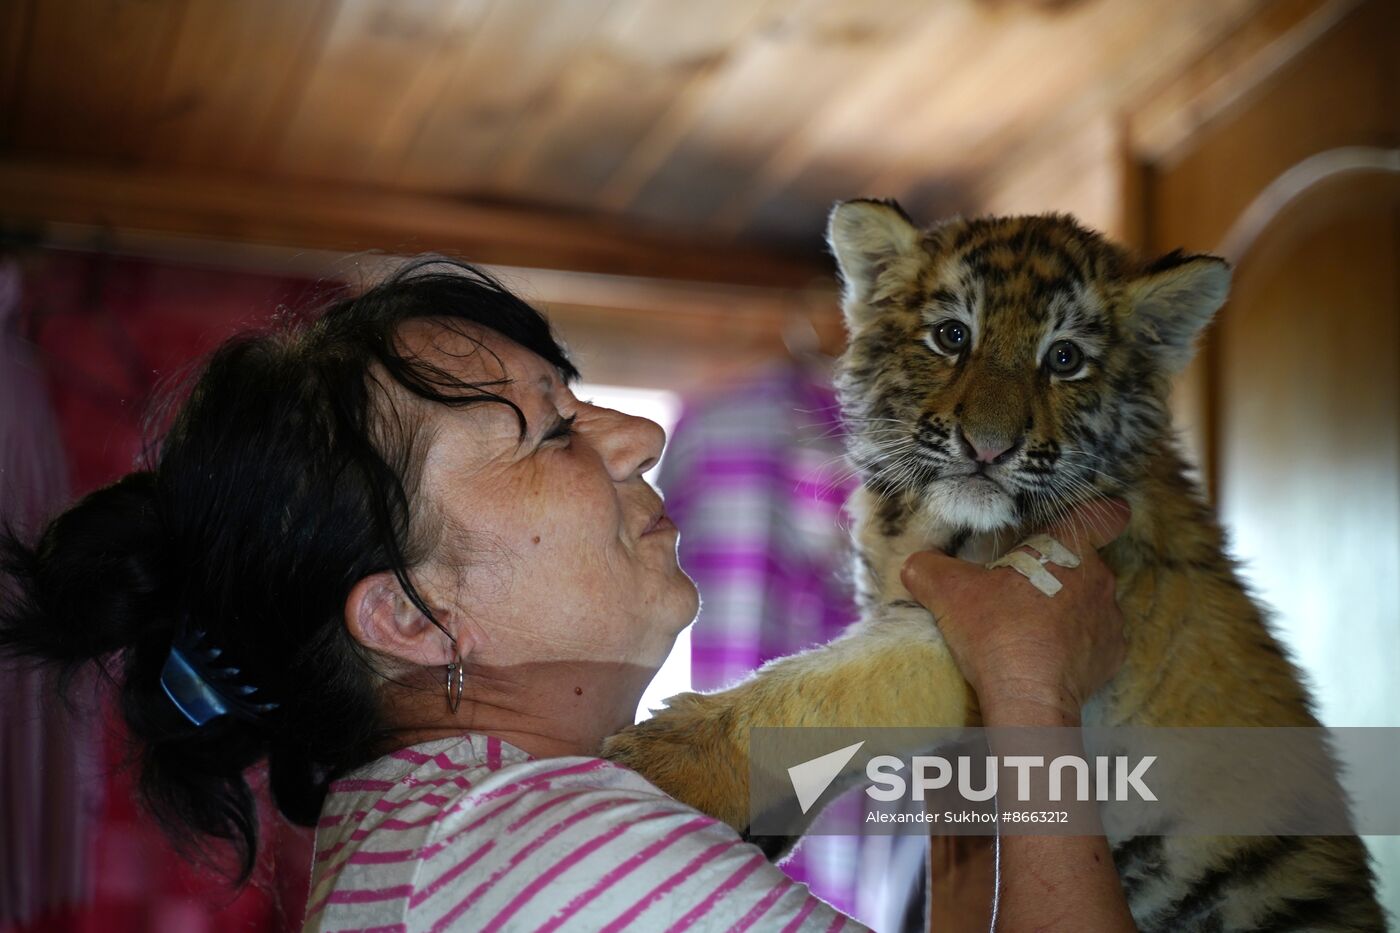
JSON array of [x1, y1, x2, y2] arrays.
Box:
[[334, 733, 697, 823], [309, 733, 679, 867], [305, 733, 861, 932]]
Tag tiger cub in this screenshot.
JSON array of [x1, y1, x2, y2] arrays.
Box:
[[605, 201, 1385, 931]]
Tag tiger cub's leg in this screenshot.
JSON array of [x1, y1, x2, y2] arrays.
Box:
[[1121, 834, 1385, 932], [603, 605, 974, 831]]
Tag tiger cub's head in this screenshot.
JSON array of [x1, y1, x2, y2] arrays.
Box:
[[828, 199, 1230, 534]]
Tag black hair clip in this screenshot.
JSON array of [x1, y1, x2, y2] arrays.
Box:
[[158, 623, 279, 728]]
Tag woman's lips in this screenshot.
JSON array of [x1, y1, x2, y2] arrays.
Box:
[[642, 510, 675, 536]]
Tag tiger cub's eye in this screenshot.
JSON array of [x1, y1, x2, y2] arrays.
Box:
[[1046, 340, 1085, 376], [931, 320, 969, 354]]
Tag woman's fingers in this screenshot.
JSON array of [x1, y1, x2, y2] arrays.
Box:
[[899, 548, 980, 620], [897, 498, 1132, 712], [898, 497, 1130, 609]]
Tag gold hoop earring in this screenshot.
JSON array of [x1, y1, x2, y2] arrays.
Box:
[[445, 659, 464, 713]]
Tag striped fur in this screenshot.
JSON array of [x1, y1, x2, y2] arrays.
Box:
[[605, 202, 1386, 930]]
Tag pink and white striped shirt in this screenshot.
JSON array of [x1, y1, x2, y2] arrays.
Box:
[[302, 733, 863, 933]]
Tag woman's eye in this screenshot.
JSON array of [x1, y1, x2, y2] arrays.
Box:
[[1045, 340, 1085, 376], [930, 320, 969, 354], [545, 415, 577, 443]]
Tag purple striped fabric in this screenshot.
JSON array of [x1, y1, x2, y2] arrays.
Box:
[[660, 366, 859, 692], [302, 733, 863, 932], [659, 364, 919, 930]]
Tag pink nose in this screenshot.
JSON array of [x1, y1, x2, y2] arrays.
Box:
[[960, 428, 1019, 464]]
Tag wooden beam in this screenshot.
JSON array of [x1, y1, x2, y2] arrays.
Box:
[[0, 159, 828, 287], [1127, 0, 1359, 166], [22, 213, 845, 393]]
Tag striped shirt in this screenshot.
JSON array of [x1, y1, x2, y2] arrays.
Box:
[[302, 733, 864, 933]]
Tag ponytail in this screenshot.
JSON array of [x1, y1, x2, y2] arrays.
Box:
[[2, 471, 169, 692], [1, 471, 272, 881]]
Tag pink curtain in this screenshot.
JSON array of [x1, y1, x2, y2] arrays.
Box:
[[0, 257, 99, 927]]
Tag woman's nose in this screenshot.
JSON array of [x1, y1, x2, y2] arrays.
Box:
[[595, 410, 666, 481]]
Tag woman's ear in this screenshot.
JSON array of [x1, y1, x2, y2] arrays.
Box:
[[343, 571, 466, 667]]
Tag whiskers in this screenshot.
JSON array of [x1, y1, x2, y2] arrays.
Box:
[[791, 416, 918, 500], [804, 415, 955, 500], [846, 430, 946, 498], [1013, 446, 1127, 551]]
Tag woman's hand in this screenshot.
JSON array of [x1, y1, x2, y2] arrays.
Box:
[[902, 499, 1139, 932], [900, 498, 1132, 726]]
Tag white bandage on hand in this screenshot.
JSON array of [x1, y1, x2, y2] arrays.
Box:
[[1021, 534, 1080, 569], [986, 533, 1081, 596]]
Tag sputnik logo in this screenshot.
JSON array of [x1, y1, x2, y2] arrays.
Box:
[[787, 741, 865, 814]]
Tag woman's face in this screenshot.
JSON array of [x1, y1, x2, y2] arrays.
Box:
[[400, 318, 698, 680]]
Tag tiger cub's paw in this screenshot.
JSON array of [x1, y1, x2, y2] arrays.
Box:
[[602, 690, 750, 831]]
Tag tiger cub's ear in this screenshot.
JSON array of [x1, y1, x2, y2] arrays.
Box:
[[1126, 252, 1231, 374], [827, 199, 921, 327]]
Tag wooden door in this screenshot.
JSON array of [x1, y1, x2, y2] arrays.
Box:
[[1144, 0, 1399, 916]]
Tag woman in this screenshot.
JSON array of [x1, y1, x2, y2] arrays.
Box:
[[1, 260, 1134, 931]]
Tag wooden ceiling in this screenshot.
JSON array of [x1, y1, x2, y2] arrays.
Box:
[[0, 0, 1306, 280]]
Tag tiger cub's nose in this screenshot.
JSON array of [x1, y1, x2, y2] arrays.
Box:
[[959, 427, 1023, 464]]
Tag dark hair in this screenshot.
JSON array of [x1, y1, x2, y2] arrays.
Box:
[[0, 257, 578, 882]]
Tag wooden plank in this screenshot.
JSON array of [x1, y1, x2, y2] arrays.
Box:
[[1151, 0, 1398, 252], [131, 0, 338, 174], [600, 0, 933, 223], [1127, 0, 1360, 164], [0, 0, 33, 148], [21, 221, 842, 395], [0, 159, 827, 287], [355, 0, 493, 182], [543, 294, 844, 393], [722, 0, 1259, 238], [846, 0, 1260, 224], [390, 0, 620, 193], [699, 0, 984, 233], [12, 0, 185, 159], [942, 0, 1369, 254], [1144, 0, 1398, 493], [967, 115, 1124, 237], [269, 0, 493, 182], [1116, 123, 1151, 252], [484, 0, 777, 205]]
